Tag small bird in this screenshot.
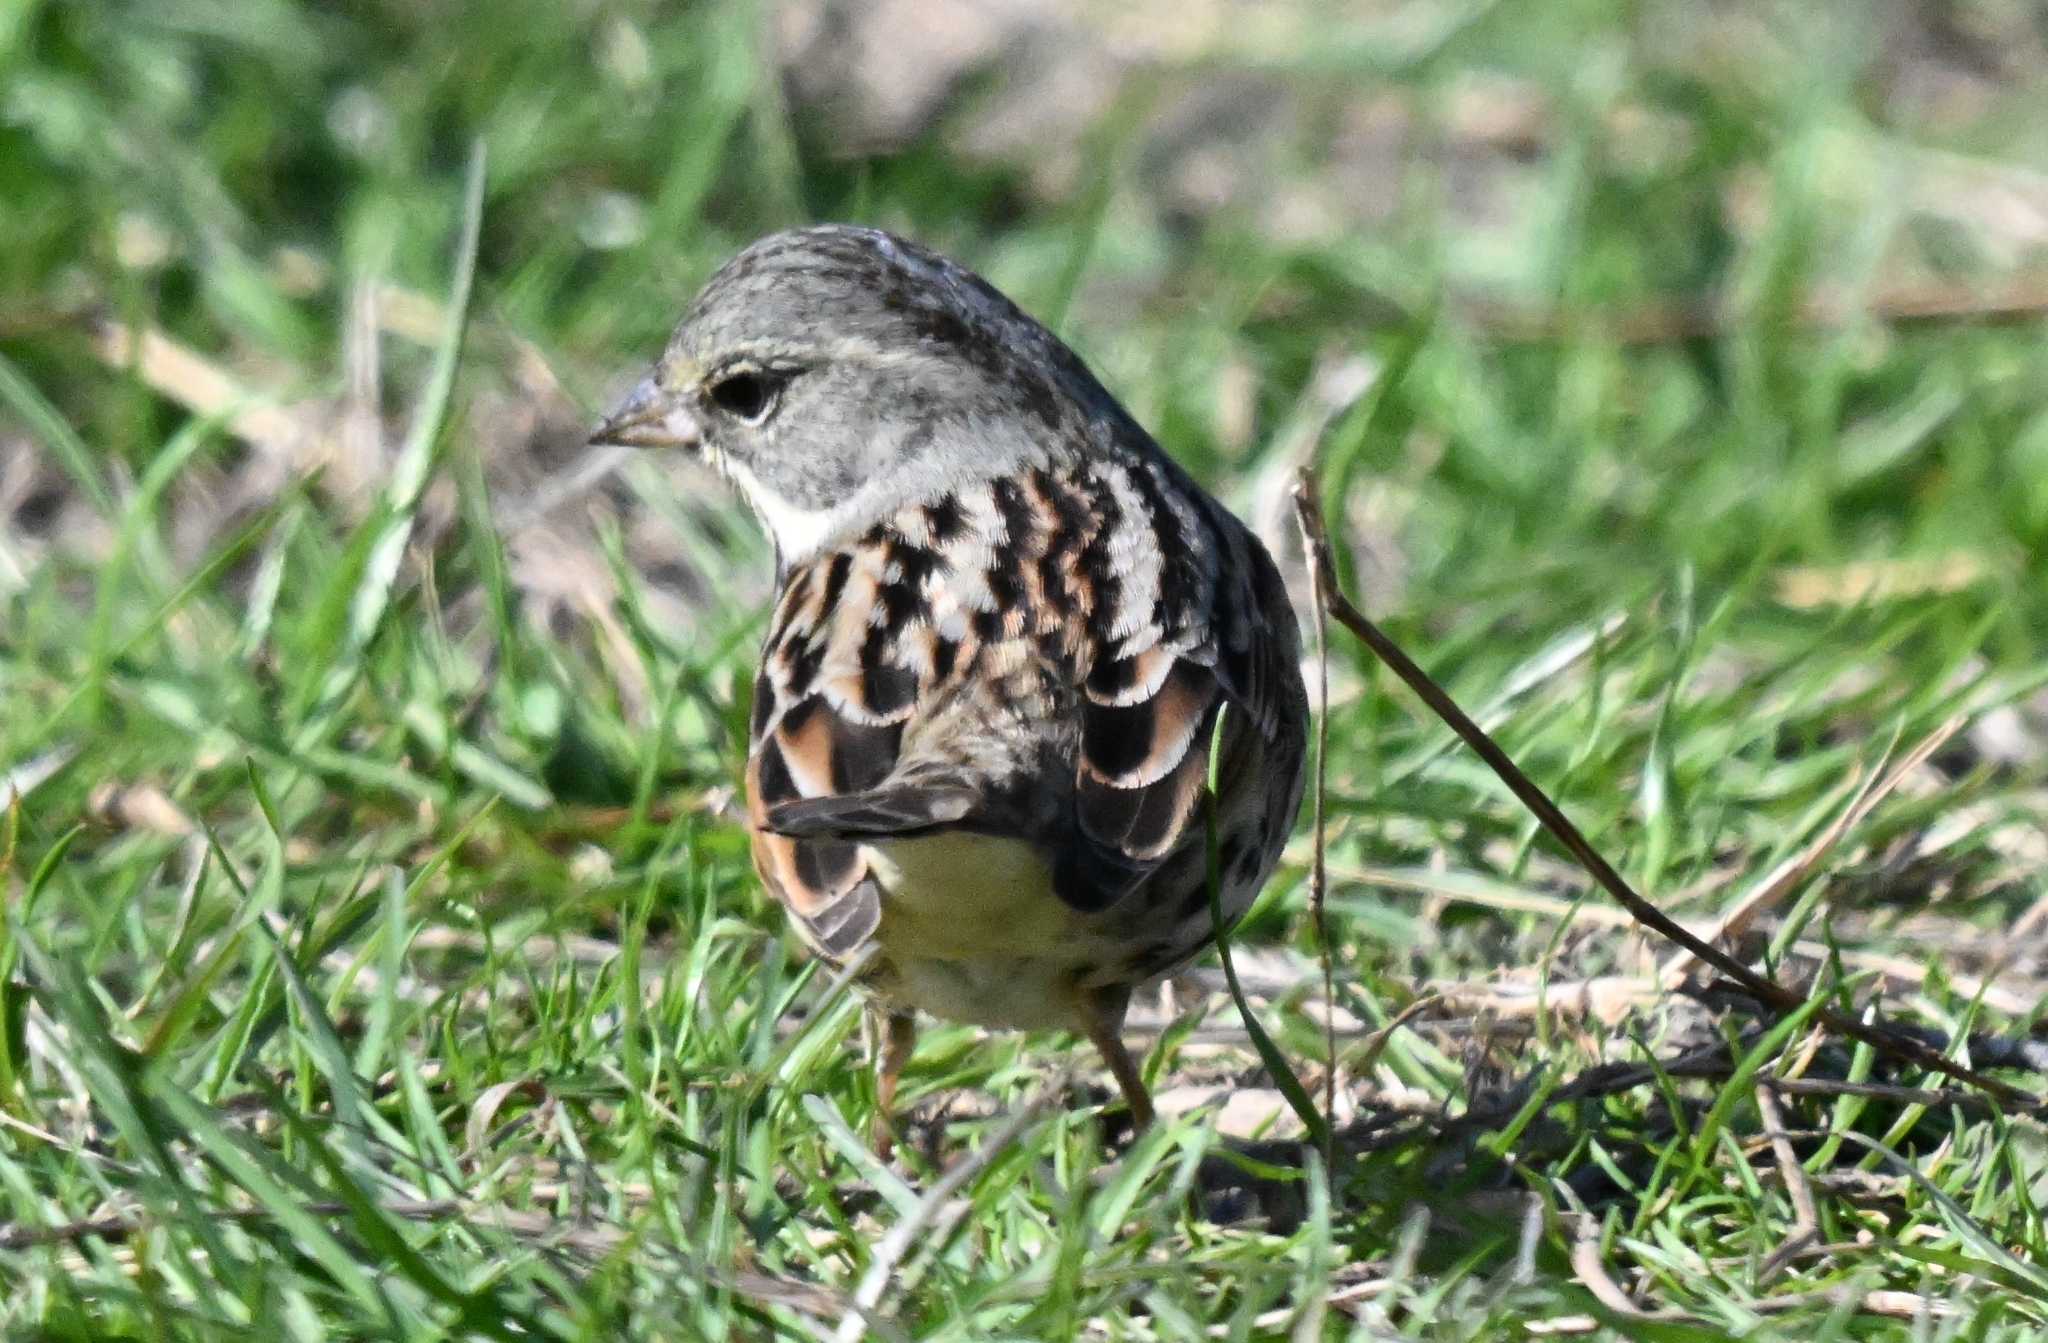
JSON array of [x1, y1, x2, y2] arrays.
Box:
[[592, 225, 1307, 1142]]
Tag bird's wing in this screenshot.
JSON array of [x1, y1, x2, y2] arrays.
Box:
[[744, 465, 1305, 961], [1057, 465, 1306, 918], [745, 522, 983, 962]]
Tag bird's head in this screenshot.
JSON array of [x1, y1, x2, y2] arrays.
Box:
[[590, 224, 1120, 563]]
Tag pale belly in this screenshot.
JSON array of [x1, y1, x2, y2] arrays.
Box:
[[861, 831, 1130, 1031]]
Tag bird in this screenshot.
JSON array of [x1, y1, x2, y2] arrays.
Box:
[[591, 225, 1307, 1146]]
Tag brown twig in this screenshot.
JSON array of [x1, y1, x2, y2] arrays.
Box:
[[1295, 485, 1339, 1173], [1350, 994, 1443, 1078], [1288, 471, 2040, 1113], [1767, 1074, 2012, 1114], [1756, 1082, 1821, 1282], [1526, 1287, 1956, 1334]]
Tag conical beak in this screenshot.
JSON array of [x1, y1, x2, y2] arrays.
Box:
[[589, 374, 701, 450]]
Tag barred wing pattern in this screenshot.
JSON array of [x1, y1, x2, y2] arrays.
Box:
[[744, 450, 1306, 1002]]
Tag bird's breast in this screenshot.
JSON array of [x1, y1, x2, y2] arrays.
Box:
[[865, 831, 1069, 959], [862, 831, 1125, 1030]]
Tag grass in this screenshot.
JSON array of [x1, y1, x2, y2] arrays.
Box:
[[4, 0, 2048, 1337]]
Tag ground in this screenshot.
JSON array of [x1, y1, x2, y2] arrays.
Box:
[[3, 0, 2048, 1338]]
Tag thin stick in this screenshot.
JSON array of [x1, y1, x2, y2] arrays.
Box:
[[1756, 1082, 1821, 1282], [1295, 492, 1339, 1173], [1289, 472, 2040, 1113]]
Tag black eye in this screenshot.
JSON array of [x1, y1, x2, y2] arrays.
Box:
[[707, 369, 781, 423]]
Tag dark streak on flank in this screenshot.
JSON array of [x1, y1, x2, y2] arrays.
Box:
[[816, 551, 854, 619], [768, 566, 814, 646], [792, 837, 860, 893], [1074, 468, 1125, 648], [872, 560, 922, 633], [1036, 552, 1070, 618], [749, 666, 776, 739], [1033, 466, 1095, 543], [776, 692, 823, 741], [857, 655, 919, 724], [930, 634, 962, 682], [890, 531, 947, 594], [754, 738, 799, 806], [1122, 461, 1200, 627], [781, 634, 827, 697], [989, 476, 1038, 554], [984, 556, 1024, 617], [923, 494, 967, 543]]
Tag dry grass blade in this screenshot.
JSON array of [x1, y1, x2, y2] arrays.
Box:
[[1755, 1082, 1820, 1283], [0, 746, 77, 808], [1289, 470, 2041, 1113], [1464, 272, 2048, 345], [1772, 553, 1991, 608], [832, 1083, 1059, 1343], [91, 320, 308, 459], [1569, 1229, 1659, 1318], [1659, 715, 1967, 986]]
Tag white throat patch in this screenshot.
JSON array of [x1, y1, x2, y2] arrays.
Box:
[[717, 454, 856, 563]]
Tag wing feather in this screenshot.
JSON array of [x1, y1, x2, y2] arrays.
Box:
[[745, 529, 973, 961], [1052, 467, 1305, 917], [743, 464, 1305, 961]]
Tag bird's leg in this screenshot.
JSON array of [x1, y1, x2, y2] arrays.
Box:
[[1084, 987, 1154, 1129], [868, 1007, 917, 1160]]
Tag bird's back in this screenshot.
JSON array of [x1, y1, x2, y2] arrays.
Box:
[[744, 438, 1307, 1031]]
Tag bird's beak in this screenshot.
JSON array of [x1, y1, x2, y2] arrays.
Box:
[[589, 374, 701, 451]]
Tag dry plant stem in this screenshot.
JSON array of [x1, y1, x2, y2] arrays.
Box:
[[1565, 1217, 1960, 1327], [1343, 1035, 2026, 1157], [1288, 471, 2040, 1113], [1533, 1291, 1954, 1333], [92, 319, 306, 459], [1570, 1229, 1652, 1317], [1297, 494, 1339, 1170], [1350, 994, 1441, 1076], [1756, 1082, 1821, 1283]]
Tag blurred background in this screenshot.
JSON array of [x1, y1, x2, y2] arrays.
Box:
[[7, 0, 2047, 643], [4, 3, 2048, 1333]]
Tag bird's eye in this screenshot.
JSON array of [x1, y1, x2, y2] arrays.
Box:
[[707, 368, 781, 424]]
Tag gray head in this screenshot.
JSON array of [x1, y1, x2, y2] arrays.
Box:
[[590, 225, 1132, 563]]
